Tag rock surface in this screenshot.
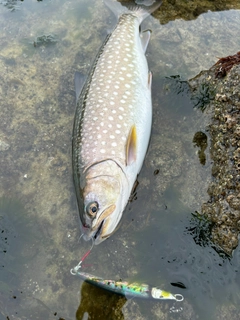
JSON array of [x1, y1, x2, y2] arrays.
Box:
[[189, 61, 240, 255]]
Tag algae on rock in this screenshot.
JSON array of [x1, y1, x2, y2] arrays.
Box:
[[189, 63, 240, 256]]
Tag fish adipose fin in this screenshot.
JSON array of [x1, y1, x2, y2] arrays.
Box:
[[126, 125, 137, 166], [104, 0, 162, 23]]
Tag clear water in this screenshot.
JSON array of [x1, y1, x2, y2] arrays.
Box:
[[1, 1, 240, 319]]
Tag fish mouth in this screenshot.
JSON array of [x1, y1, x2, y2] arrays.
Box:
[[94, 219, 104, 241]]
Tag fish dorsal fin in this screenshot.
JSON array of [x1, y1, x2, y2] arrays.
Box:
[[126, 125, 137, 166], [74, 71, 86, 103], [140, 29, 151, 53]]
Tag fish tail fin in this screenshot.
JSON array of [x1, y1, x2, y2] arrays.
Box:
[[104, 0, 162, 24]]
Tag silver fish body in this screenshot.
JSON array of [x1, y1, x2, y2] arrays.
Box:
[[73, 0, 161, 244]]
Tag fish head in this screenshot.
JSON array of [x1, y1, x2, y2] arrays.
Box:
[[79, 161, 128, 244]]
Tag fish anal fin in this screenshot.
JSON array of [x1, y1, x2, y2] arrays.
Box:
[[74, 71, 86, 103], [148, 71, 152, 89], [126, 125, 137, 166], [141, 29, 151, 53]]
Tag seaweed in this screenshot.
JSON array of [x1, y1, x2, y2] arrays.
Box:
[[191, 82, 215, 111], [185, 211, 229, 258], [33, 34, 58, 48]]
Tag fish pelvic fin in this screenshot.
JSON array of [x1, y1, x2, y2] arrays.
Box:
[[140, 29, 151, 53], [104, 0, 162, 24], [126, 124, 137, 166]]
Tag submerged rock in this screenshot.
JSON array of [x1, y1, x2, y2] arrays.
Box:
[[121, 0, 240, 24], [188, 59, 240, 256]]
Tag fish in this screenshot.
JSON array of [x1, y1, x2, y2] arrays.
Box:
[[72, 0, 162, 244], [71, 268, 184, 301]]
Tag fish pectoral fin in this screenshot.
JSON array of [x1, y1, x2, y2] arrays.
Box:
[[74, 71, 86, 103], [126, 125, 137, 166], [140, 29, 151, 53]]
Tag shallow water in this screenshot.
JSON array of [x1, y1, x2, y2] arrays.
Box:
[[1, 1, 240, 319]]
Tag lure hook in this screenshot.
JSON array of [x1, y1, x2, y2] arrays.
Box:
[[70, 236, 94, 275]]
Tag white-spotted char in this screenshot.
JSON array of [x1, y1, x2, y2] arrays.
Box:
[[72, 0, 162, 244]]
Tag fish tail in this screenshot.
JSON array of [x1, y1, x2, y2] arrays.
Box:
[[103, 0, 162, 24]]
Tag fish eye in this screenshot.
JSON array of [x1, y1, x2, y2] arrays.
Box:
[[86, 201, 99, 218]]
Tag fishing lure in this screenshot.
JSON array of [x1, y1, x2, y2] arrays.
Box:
[[70, 253, 183, 301]]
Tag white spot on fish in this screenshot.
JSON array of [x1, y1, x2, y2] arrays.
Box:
[[115, 130, 120, 134], [111, 142, 117, 147], [108, 116, 114, 121], [100, 149, 106, 154], [110, 135, 115, 139]]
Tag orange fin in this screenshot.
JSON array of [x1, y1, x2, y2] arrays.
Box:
[[126, 125, 137, 166]]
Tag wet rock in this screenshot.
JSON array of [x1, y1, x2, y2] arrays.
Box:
[[188, 62, 240, 256], [0, 139, 10, 151], [154, 0, 240, 24], [122, 0, 240, 24], [14, 121, 38, 152]]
